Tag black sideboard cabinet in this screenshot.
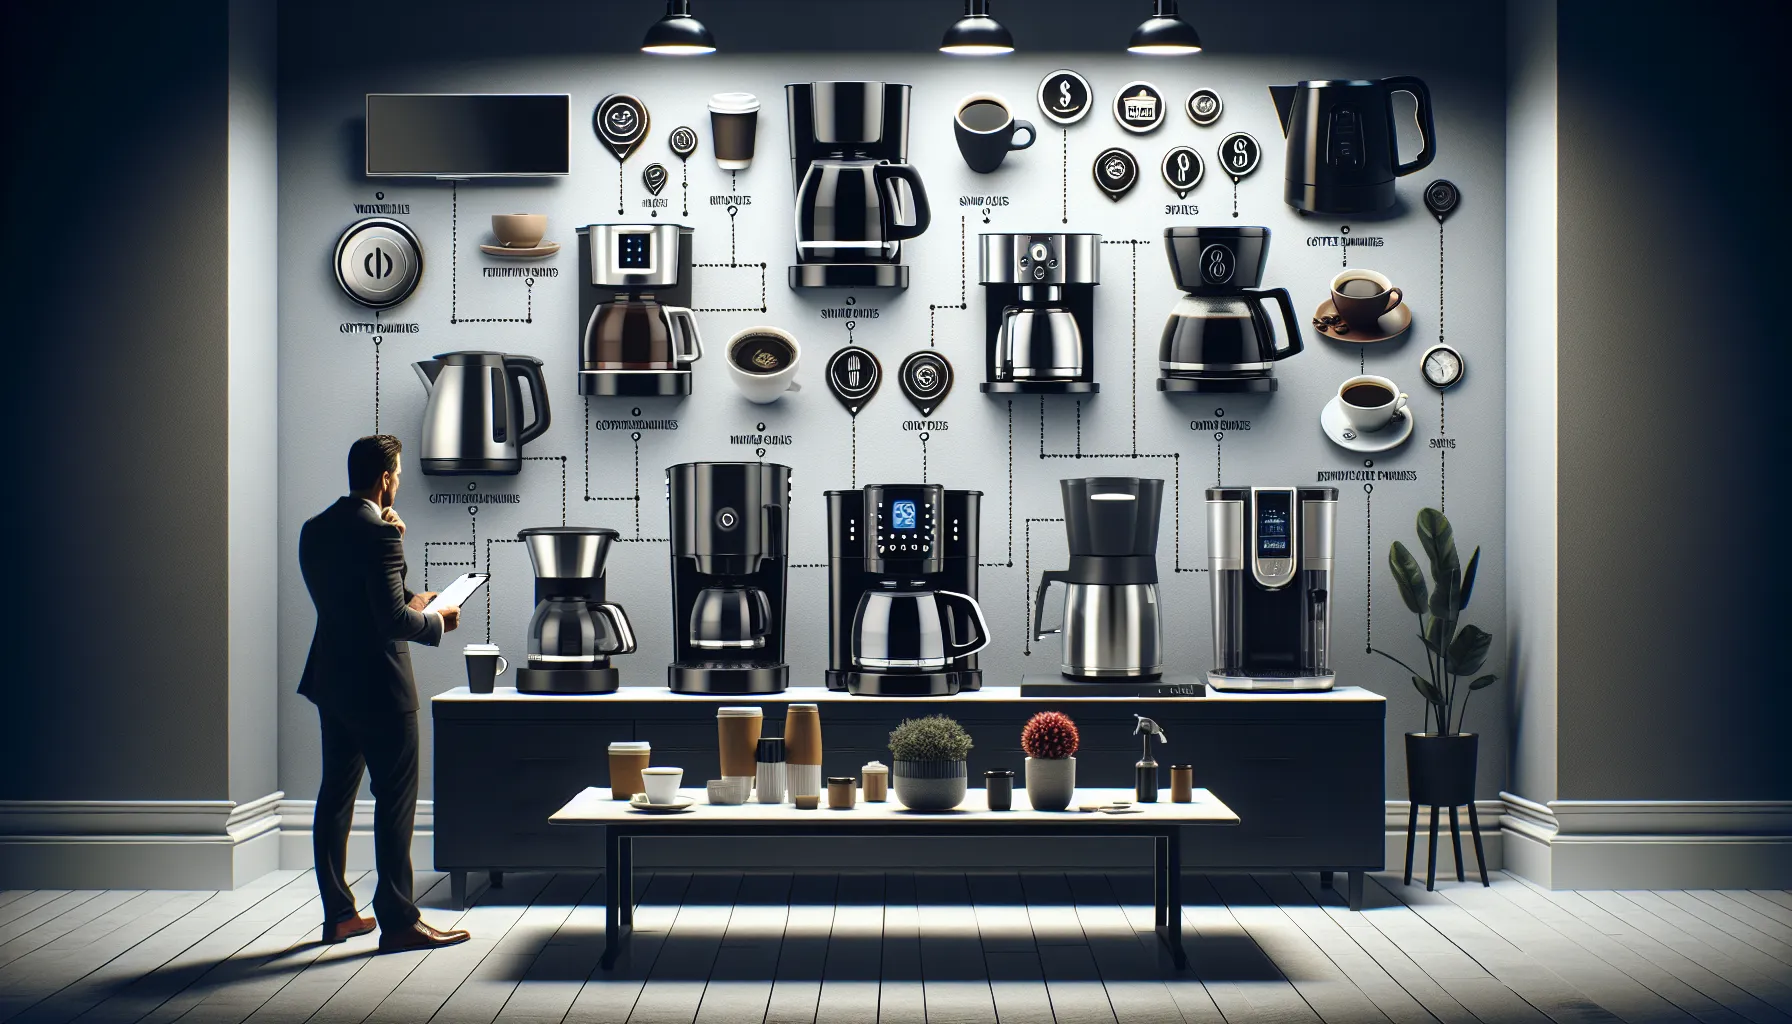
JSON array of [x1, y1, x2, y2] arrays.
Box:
[[432, 686, 1385, 908]]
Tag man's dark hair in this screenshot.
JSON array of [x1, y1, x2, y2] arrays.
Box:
[[347, 435, 403, 492]]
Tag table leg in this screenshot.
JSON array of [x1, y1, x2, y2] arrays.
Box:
[[1154, 828, 1186, 970], [491, 871, 504, 889], [1449, 805, 1466, 883], [601, 828, 626, 969], [1426, 806, 1440, 892], [1153, 835, 1168, 928], [451, 871, 468, 910], [1467, 801, 1490, 886], [1319, 871, 1334, 890], [1347, 871, 1365, 911], [619, 835, 635, 927]]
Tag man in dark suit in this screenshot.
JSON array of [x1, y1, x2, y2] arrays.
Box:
[[299, 435, 471, 952]]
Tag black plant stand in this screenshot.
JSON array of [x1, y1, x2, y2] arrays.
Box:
[[1403, 732, 1489, 891], [1403, 801, 1488, 890]]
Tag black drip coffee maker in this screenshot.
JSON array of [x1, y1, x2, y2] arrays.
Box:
[[667, 462, 793, 694], [515, 527, 637, 694], [1157, 226, 1302, 394]]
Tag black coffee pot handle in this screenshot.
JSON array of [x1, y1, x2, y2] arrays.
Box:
[[1380, 76, 1436, 177], [876, 162, 933, 241], [1244, 287, 1304, 361], [1033, 570, 1069, 640], [750, 586, 771, 637], [936, 590, 990, 660], [504, 355, 552, 446], [597, 603, 637, 656]]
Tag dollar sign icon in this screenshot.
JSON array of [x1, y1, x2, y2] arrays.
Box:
[[1060, 81, 1072, 107], [1037, 69, 1092, 125]]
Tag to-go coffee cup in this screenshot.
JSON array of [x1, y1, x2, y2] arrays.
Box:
[[709, 93, 760, 170], [1337, 374, 1409, 433], [463, 643, 508, 693], [1330, 269, 1403, 330], [726, 327, 802, 404]]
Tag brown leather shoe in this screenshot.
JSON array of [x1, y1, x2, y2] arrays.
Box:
[[377, 920, 471, 954], [322, 915, 376, 944]]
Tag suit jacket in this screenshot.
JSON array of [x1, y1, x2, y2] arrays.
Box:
[[298, 496, 444, 715]]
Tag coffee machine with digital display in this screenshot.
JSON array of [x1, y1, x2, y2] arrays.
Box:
[[578, 223, 702, 397], [1205, 486, 1338, 691], [667, 461, 793, 694], [978, 232, 1101, 394], [826, 484, 988, 696]]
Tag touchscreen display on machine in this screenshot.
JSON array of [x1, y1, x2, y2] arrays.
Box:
[[892, 500, 917, 530], [615, 231, 653, 272], [1256, 492, 1291, 558]]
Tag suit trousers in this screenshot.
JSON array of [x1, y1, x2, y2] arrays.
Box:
[[313, 705, 422, 932]]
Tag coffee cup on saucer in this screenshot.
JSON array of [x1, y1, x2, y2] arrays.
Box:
[[726, 327, 802, 403], [1330, 269, 1403, 331], [492, 213, 547, 249], [1337, 374, 1409, 433], [641, 767, 684, 805]]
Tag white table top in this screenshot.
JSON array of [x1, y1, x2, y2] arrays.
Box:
[[438, 684, 1383, 704], [550, 787, 1239, 826]]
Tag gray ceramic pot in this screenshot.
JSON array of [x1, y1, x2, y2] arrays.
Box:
[[1025, 756, 1076, 811], [893, 760, 968, 811]]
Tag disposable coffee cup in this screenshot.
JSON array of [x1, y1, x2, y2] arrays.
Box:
[[717, 706, 764, 779], [463, 644, 507, 694], [709, 93, 760, 170], [726, 327, 802, 404], [1338, 374, 1409, 433], [609, 741, 651, 801]]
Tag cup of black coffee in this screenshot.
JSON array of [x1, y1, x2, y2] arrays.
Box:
[[954, 93, 1036, 174], [1330, 269, 1403, 331], [709, 93, 759, 170], [1337, 374, 1408, 433], [726, 327, 802, 404], [463, 643, 508, 694]]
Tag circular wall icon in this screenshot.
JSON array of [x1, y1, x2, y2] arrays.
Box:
[[1093, 147, 1139, 201], [594, 94, 650, 162], [334, 218, 423, 309], [668, 125, 698, 161], [1217, 132, 1262, 178], [899, 351, 954, 417], [1424, 179, 1461, 220], [1037, 69, 1093, 126], [1161, 146, 1204, 198], [643, 163, 669, 195], [1186, 89, 1223, 127], [1113, 82, 1166, 134], [827, 346, 883, 415]]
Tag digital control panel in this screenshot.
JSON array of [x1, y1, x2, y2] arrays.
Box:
[[873, 487, 938, 557], [612, 229, 656, 274], [1250, 486, 1297, 588]]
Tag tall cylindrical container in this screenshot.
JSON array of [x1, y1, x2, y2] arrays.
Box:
[[755, 736, 787, 804], [784, 703, 823, 801]]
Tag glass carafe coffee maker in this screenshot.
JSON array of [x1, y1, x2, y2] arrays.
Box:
[[578, 223, 703, 397], [786, 82, 931, 290], [515, 527, 637, 694], [1205, 487, 1337, 691], [1158, 226, 1302, 394], [667, 462, 793, 694]]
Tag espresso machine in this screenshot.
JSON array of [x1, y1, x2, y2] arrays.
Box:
[[1033, 477, 1165, 682], [667, 462, 793, 694], [514, 527, 637, 694], [826, 484, 987, 696], [978, 233, 1100, 394], [578, 223, 702, 397], [1205, 486, 1338, 691], [1157, 226, 1302, 394], [786, 81, 932, 289]]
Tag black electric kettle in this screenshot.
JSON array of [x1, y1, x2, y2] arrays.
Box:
[[414, 351, 550, 474], [1269, 78, 1435, 214]]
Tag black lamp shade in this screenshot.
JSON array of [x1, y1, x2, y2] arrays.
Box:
[[642, 0, 717, 55], [940, 1, 1014, 54], [1128, 1, 1203, 54]]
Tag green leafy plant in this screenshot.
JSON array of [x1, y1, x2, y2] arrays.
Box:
[[889, 715, 974, 762], [1021, 711, 1079, 759], [1373, 507, 1498, 736]]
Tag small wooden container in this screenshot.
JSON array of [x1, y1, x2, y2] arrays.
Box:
[[827, 777, 857, 809], [862, 761, 889, 802], [1170, 765, 1194, 803]]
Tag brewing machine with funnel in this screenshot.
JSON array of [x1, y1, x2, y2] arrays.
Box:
[[978, 233, 1100, 394], [667, 462, 793, 694], [514, 527, 637, 694], [1205, 486, 1338, 691]]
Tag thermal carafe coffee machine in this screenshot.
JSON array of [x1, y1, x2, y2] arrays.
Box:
[[826, 484, 987, 696], [1035, 477, 1165, 681], [1158, 226, 1302, 394], [1205, 487, 1338, 691], [578, 223, 702, 397], [978, 233, 1100, 394], [515, 527, 638, 694], [786, 81, 931, 289], [667, 462, 793, 694]]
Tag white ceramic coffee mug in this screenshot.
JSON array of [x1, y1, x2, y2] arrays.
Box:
[[641, 767, 684, 805], [726, 327, 802, 404], [1337, 374, 1409, 433]]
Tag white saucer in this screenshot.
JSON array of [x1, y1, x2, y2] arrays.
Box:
[[628, 793, 696, 814], [480, 242, 560, 258], [1320, 395, 1415, 452]]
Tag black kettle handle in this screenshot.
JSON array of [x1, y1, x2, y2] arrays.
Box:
[[1381, 76, 1436, 177], [876, 163, 933, 241], [1033, 570, 1069, 640], [1244, 287, 1304, 361], [504, 355, 551, 445]]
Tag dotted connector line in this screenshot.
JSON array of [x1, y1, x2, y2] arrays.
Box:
[[373, 338, 381, 432], [484, 537, 525, 643], [1438, 220, 1447, 343], [523, 456, 568, 525], [1021, 517, 1067, 656], [693, 262, 769, 313], [1365, 487, 1374, 652], [1061, 129, 1069, 224]]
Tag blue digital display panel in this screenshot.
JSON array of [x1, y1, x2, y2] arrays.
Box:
[[892, 499, 917, 530]]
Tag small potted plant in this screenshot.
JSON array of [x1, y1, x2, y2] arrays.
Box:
[[889, 715, 974, 811], [1372, 508, 1499, 826], [1022, 711, 1079, 811]]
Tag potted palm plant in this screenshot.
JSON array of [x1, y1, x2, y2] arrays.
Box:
[[1372, 508, 1498, 814], [1021, 711, 1079, 811], [889, 715, 973, 811]]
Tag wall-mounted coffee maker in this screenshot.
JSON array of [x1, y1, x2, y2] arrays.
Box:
[[786, 82, 931, 290], [578, 223, 702, 397], [1158, 226, 1302, 394], [978, 233, 1100, 394], [1205, 487, 1337, 691], [1034, 477, 1164, 682], [667, 462, 793, 694], [515, 527, 637, 694], [826, 484, 987, 696]]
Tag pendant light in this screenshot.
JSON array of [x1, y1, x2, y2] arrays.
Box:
[[1127, 0, 1203, 55], [641, 0, 717, 55], [940, 0, 1014, 55]]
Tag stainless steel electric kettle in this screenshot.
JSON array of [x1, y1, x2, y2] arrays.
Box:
[[1269, 77, 1435, 214], [414, 351, 550, 475]]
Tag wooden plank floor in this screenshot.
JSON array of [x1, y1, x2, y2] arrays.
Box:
[[0, 872, 1785, 1023]]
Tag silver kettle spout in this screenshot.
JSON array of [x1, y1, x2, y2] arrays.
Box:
[[412, 358, 442, 393], [1268, 85, 1297, 136]]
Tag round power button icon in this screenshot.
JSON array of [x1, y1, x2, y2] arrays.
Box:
[[715, 508, 740, 531]]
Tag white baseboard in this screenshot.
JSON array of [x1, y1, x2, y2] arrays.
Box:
[[0, 793, 284, 889], [276, 798, 434, 870], [1500, 791, 1792, 889]]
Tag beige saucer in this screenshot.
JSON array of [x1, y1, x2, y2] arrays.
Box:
[[1311, 298, 1413, 343], [480, 242, 560, 258]]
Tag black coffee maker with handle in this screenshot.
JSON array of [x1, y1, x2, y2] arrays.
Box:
[[1270, 77, 1436, 215], [1158, 227, 1302, 394]]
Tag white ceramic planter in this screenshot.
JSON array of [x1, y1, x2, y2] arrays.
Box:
[[1025, 756, 1076, 811]]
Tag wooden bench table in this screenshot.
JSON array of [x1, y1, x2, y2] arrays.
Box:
[[550, 785, 1239, 969]]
